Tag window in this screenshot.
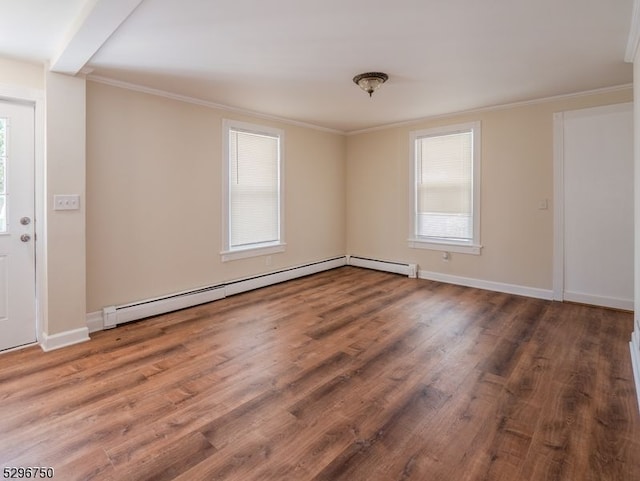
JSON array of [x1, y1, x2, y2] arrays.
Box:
[[409, 121, 481, 254], [222, 119, 285, 261]]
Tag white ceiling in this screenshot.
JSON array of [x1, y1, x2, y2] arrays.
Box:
[[0, 0, 634, 132]]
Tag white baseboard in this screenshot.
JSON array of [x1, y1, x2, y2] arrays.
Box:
[[86, 311, 104, 333], [563, 291, 634, 311], [419, 269, 554, 300], [40, 327, 90, 352], [631, 330, 640, 414], [347, 256, 417, 278]]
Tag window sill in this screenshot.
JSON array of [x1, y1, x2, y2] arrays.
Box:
[[221, 243, 286, 262], [408, 238, 482, 255]]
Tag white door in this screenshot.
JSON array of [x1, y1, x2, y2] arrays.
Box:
[[554, 103, 634, 310], [0, 100, 36, 351]]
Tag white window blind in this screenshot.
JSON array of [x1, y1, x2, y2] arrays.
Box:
[[228, 127, 281, 250], [416, 130, 473, 241], [409, 121, 481, 254]]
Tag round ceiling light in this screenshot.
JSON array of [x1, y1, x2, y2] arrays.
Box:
[[353, 72, 389, 97]]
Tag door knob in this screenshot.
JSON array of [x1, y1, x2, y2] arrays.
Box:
[[20, 234, 31, 242]]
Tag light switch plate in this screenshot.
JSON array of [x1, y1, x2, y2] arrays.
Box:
[[54, 194, 80, 211]]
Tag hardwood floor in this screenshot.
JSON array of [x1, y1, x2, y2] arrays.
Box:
[[1, 266, 639, 480]]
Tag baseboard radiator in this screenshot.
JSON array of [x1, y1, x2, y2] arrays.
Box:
[[101, 256, 348, 329], [347, 255, 418, 278], [103, 285, 227, 328]]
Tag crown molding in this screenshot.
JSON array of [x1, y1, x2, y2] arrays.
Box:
[[87, 75, 631, 137], [346, 84, 633, 136], [626, 0, 640, 62], [87, 75, 345, 135]]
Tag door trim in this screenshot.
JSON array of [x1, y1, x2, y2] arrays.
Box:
[[552, 112, 564, 301], [0, 83, 46, 346], [553, 102, 634, 306]]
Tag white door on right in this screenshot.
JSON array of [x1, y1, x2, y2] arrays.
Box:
[[557, 102, 633, 310], [0, 99, 36, 351]]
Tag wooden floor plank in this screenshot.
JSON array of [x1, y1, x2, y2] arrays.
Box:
[[0, 267, 638, 481]]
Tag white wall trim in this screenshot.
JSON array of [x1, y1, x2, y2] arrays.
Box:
[[86, 311, 104, 333], [347, 256, 417, 278], [630, 329, 640, 413], [221, 244, 286, 262], [419, 269, 554, 300], [552, 111, 565, 301], [34, 88, 47, 349], [40, 327, 90, 352], [408, 239, 482, 255], [563, 291, 634, 312]]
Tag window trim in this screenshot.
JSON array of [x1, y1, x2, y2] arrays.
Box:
[[408, 121, 482, 255], [221, 119, 285, 262]]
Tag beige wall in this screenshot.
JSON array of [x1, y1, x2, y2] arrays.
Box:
[[0, 57, 43, 90], [45, 71, 87, 335], [346, 88, 633, 291], [86, 81, 346, 312]]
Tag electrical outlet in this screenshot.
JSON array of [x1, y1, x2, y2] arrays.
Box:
[[54, 194, 81, 211]]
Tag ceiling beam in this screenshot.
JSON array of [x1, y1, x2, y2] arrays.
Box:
[[50, 0, 144, 75]]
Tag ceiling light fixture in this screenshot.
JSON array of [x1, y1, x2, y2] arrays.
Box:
[[353, 72, 388, 97]]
